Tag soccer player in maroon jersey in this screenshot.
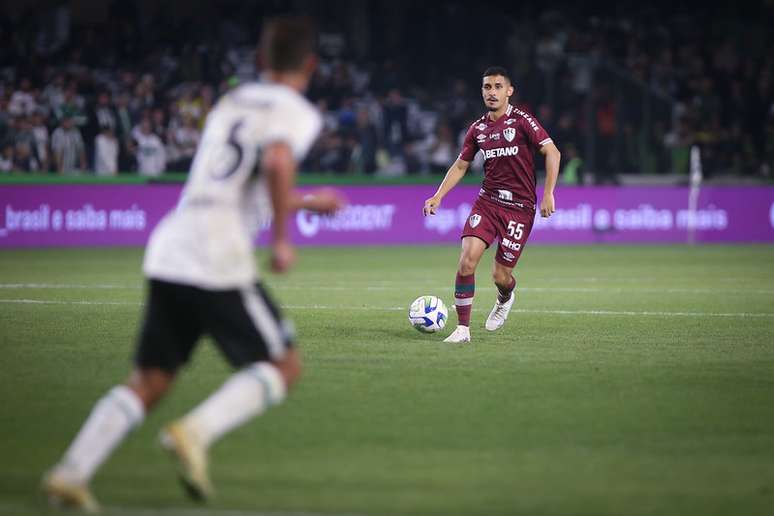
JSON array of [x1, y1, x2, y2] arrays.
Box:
[[423, 66, 560, 343]]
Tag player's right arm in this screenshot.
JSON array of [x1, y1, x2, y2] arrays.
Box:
[[423, 158, 471, 216], [424, 121, 479, 216], [262, 141, 297, 273]]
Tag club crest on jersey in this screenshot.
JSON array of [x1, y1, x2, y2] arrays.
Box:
[[469, 214, 481, 228], [503, 127, 516, 142]]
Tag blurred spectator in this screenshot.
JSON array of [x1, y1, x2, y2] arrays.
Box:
[[133, 119, 166, 177], [351, 107, 378, 174], [114, 92, 135, 171], [425, 122, 456, 174], [167, 115, 200, 172], [0, 96, 11, 146], [94, 126, 119, 176], [41, 74, 67, 115], [150, 107, 168, 142], [12, 116, 38, 163], [13, 141, 41, 172], [30, 111, 50, 171], [87, 91, 117, 138], [176, 86, 203, 125], [560, 143, 583, 185], [54, 84, 86, 127], [382, 89, 409, 153], [51, 116, 86, 174], [9, 78, 38, 116], [0, 144, 14, 172], [663, 116, 693, 175]]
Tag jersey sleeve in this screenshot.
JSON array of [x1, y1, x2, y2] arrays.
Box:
[[457, 123, 479, 162], [264, 98, 323, 161], [522, 115, 553, 150]]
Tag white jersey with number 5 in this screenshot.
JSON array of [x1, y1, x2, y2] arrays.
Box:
[[143, 82, 322, 289]]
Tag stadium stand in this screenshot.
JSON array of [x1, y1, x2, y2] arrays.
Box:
[[1, 1, 772, 182]]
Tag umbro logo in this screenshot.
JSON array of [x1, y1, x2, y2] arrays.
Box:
[[476, 123, 487, 131]]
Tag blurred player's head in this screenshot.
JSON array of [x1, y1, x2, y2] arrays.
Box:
[[258, 16, 318, 92], [481, 66, 514, 112]]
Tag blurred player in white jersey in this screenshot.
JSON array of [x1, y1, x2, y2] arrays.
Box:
[[43, 17, 344, 511]]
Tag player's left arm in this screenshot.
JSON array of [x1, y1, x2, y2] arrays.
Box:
[[539, 142, 561, 218], [291, 187, 347, 215]]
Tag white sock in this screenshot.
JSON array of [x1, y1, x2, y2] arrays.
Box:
[[181, 362, 287, 448], [57, 385, 145, 483]]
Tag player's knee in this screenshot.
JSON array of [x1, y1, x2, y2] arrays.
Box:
[[274, 350, 302, 388], [126, 368, 175, 410]]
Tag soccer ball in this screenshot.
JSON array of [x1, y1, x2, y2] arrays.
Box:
[[408, 295, 448, 333]]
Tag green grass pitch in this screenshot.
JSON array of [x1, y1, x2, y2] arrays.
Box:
[[0, 244, 773, 516]]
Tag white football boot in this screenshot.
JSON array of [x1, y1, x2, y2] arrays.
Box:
[[160, 421, 213, 501], [485, 292, 515, 331], [42, 469, 100, 513], [443, 325, 471, 343]]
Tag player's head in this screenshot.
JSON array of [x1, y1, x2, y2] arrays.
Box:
[[258, 16, 318, 92], [481, 66, 514, 112]]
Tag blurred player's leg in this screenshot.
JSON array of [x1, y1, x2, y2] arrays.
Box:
[[162, 351, 297, 500], [445, 236, 486, 343], [43, 385, 145, 511], [486, 263, 516, 331]]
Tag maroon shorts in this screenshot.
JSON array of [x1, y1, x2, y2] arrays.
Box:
[[461, 197, 535, 267]]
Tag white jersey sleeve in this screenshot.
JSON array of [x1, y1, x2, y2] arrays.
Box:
[[262, 96, 322, 160]]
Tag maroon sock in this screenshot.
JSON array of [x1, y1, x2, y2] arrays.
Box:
[[496, 276, 516, 303], [454, 273, 475, 326]]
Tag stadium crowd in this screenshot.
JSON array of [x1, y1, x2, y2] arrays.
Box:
[[0, 1, 772, 182]]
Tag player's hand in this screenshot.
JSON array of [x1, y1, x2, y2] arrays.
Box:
[[540, 192, 555, 218], [423, 196, 441, 216], [303, 188, 347, 215], [271, 240, 296, 274]]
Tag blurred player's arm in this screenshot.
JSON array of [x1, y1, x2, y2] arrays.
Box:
[[539, 142, 561, 218], [262, 141, 297, 273], [423, 158, 471, 216], [291, 187, 347, 215]]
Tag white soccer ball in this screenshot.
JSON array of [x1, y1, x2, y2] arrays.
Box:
[[408, 295, 449, 333]]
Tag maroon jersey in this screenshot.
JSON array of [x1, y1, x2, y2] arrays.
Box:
[[458, 104, 553, 208]]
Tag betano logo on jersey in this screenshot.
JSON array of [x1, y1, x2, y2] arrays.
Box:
[[483, 146, 519, 159]]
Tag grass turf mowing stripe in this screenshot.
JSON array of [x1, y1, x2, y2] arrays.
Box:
[[2, 298, 772, 318]]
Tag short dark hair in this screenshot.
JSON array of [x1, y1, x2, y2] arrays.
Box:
[[259, 16, 317, 72], [482, 66, 512, 84]]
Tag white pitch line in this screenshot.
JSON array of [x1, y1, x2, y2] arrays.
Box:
[[0, 298, 139, 306], [2, 283, 773, 295], [0, 502, 361, 516], [282, 305, 774, 318], [2, 298, 772, 318], [0, 283, 140, 289], [104, 505, 364, 516]]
